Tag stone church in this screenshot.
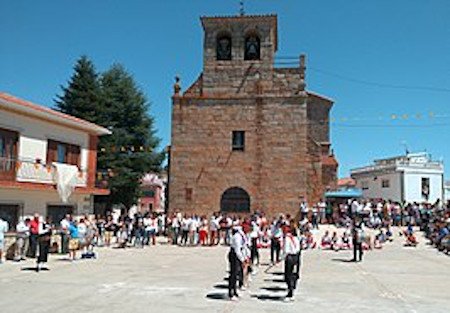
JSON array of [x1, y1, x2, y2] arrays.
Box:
[[168, 14, 338, 217]]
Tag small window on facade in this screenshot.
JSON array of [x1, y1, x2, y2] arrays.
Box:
[[245, 34, 261, 60], [382, 179, 390, 188], [216, 34, 232, 60], [185, 188, 193, 201], [232, 131, 245, 151]]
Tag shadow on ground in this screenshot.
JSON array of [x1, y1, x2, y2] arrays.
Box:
[[21, 267, 50, 272], [331, 258, 355, 263], [206, 292, 229, 301], [213, 283, 229, 289], [261, 286, 287, 292], [263, 278, 285, 283], [251, 294, 285, 302]]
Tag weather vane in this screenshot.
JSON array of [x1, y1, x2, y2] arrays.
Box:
[[239, 0, 245, 16]]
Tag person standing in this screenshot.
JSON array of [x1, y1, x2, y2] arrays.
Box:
[[14, 218, 29, 262], [104, 215, 115, 247], [28, 213, 40, 258], [0, 217, 9, 264], [249, 218, 260, 266], [37, 216, 52, 271], [209, 214, 218, 246], [282, 226, 301, 301], [228, 226, 245, 301], [68, 220, 79, 261], [60, 214, 71, 255], [270, 221, 282, 264], [352, 221, 364, 262]]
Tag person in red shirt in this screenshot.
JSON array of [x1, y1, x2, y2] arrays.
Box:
[[28, 213, 40, 258]]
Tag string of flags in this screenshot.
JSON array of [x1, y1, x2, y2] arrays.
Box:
[[99, 146, 155, 154], [320, 111, 449, 124]]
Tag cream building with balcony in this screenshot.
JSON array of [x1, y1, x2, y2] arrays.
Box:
[[0, 92, 110, 228], [351, 152, 444, 203]]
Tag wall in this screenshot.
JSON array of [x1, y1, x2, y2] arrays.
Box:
[[354, 171, 402, 202], [170, 95, 309, 217], [0, 188, 91, 218], [402, 169, 443, 203], [0, 109, 89, 170]]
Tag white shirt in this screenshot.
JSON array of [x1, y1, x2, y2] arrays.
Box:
[[16, 221, 29, 236], [209, 217, 218, 231], [283, 234, 300, 256], [60, 218, 70, 232], [0, 219, 9, 240], [230, 231, 245, 263], [77, 223, 87, 238]]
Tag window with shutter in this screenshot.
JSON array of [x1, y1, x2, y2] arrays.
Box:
[[0, 127, 18, 180], [47, 140, 80, 167]]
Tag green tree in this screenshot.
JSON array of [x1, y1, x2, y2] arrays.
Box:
[[55, 58, 164, 208], [98, 64, 164, 207], [55, 56, 104, 124]]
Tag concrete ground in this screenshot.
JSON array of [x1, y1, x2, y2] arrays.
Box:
[[0, 228, 448, 313]]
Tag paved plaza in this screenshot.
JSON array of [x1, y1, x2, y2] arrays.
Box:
[[0, 229, 449, 313]]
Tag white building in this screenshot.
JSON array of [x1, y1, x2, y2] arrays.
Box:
[[0, 92, 111, 228], [445, 181, 450, 204], [351, 152, 444, 203]]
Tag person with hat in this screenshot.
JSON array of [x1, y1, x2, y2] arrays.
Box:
[[282, 225, 301, 301], [228, 225, 245, 301]]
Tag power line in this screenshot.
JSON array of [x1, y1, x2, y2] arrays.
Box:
[[273, 56, 450, 93], [309, 67, 450, 93]]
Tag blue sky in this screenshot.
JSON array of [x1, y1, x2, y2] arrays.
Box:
[[1, 0, 450, 177]]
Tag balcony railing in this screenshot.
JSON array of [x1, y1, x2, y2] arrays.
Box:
[[0, 157, 87, 187], [95, 170, 110, 189]]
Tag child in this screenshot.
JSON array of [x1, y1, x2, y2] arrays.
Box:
[[321, 230, 332, 250], [118, 224, 128, 248]]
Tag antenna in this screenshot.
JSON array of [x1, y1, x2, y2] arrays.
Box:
[[239, 0, 245, 16], [401, 141, 409, 155]]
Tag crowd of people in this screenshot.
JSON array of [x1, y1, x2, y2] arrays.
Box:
[[0, 198, 448, 275]]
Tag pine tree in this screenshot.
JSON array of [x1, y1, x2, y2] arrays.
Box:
[[56, 58, 165, 208], [98, 64, 165, 207], [55, 56, 104, 125]]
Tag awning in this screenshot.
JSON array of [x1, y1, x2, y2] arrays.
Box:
[[324, 188, 363, 199]]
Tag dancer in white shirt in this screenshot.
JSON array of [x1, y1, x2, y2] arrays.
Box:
[[282, 226, 301, 301], [228, 226, 245, 301]]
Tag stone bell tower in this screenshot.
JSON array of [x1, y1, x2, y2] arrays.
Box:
[[169, 13, 337, 217], [200, 14, 278, 96]]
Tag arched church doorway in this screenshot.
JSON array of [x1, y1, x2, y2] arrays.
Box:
[[220, 187, 250, 213]]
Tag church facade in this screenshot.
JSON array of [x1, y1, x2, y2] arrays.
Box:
[[168, 14, 338, 217]]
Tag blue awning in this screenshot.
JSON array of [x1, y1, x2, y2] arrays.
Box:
[[324, 188, 363, 199]]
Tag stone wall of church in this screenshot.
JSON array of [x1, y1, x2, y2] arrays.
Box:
[[169, 95, 309, 218]]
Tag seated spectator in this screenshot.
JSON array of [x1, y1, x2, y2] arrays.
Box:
[[320, 230, 332, 250]]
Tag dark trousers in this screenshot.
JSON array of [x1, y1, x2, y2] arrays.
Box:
[[37, 239, 50, 263], [228, 250, 242, 298], [28, 234, 38, 258], [181, 230, 189, 245], [250, 238, 259, 265], [61, 233, 68, 254], [271, 239, 281, 263], [353, 239, 363, 261], [284, 254, 299, 296]]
